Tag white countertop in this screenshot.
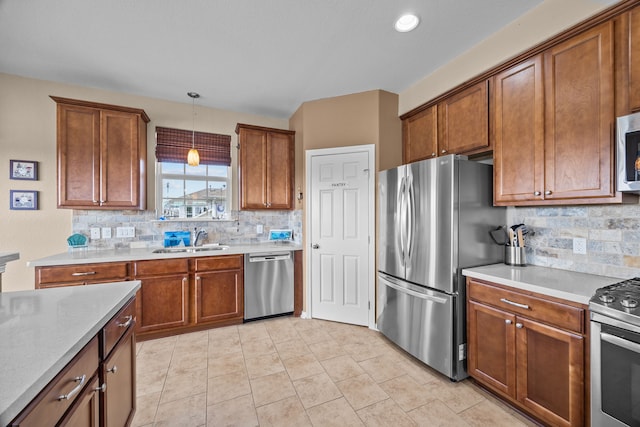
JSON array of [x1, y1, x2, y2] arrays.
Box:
[[462, 264, 620, 305], [27, 242, 303, 267], [0, 281, 140, 425]]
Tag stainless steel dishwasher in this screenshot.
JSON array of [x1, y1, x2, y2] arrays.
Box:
[[244, 251, 294, 321]]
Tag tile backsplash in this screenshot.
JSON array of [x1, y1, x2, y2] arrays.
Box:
[[508, 204, 640, 279], [72, 209, 302, 250]]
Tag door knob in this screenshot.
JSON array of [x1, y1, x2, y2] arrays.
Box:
[[312, 244, 319, 249]]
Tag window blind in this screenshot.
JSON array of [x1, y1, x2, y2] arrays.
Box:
[[155, 126, 231, 166]]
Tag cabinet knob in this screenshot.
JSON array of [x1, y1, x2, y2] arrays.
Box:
[[505, 319, 512, 325], [94, 383, 107, 393], [545, 190, 552, 195], [516, 323, 523, 329], [441, 149, 447, 154], [431, 152, 436, 157], [107, 365, 118, 374], [534, 191, 541, 196]]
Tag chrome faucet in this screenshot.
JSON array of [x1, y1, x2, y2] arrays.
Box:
[[193, 228, 208, 247]]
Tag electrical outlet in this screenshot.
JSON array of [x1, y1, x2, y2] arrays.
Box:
[[90, 228, 100, 239], [257, 224, 263, 234], [573, 237, 587, 255], [101, 227, 111, 239], [116, 227, 135, 238]]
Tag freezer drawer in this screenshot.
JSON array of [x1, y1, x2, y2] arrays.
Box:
[[377, 272, 463, 380], [244, 251, 294, 320]]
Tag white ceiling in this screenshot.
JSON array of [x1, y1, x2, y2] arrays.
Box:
[[0, 0, 556, 118]]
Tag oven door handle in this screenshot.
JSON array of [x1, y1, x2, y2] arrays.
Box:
[[601, 332, 640, 354]]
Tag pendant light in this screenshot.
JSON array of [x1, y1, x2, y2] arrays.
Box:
[[187, 91, 200, 166]]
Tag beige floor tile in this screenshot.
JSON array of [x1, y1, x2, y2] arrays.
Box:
[[241, 336, 277, 357], [245, 352, 285, 379], [239, 321, 270, 343], [293, 372, 343, 409], [136, 368, 167, 397], [136, 351, 172, 375], [436, 380, 486, 414], [359, 354, 408, 383], [250, 370, 297, 407], [399, 358, 442, 385], [208, 351, 246, 378], [169, 350, 209, 375], [380, 374, 435, 412], [408, 399, 469, 427], [209, 335, 243, 358], [255, 395, 312, 427], [308, 338, 347, 361], [206, 393, 258, 427], [299, 327, 333, 345], [154, 392, 207, 427], [161, 368, 208, 404], [283, 353, 324, 380], [337, 373, 389, 410], [274, 338, 312, 360], [208, 369, 251, 405], [137, 336, 177, 355], [265, 321, 302, 343], [460, 399, 528, 427], [356, 398, 416, 427], [342, 342, 388, 362], [306, 397, 364, 427], [131, 391, 160, 427], [208, 325, 239, 342], [321, 355, 365, 382]]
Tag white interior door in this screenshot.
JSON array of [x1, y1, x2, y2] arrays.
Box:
[[308, 148, 372, 326]]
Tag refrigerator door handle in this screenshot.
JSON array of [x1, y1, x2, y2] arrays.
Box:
[[398, 176, 406, 265], [406, 173, 414, 262], [380, 275, 448, 304]]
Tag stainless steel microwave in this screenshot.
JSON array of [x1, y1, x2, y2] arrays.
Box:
[[617, 112, 640, 193]]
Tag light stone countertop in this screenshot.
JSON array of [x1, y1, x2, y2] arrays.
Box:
[[0, 281, 140, 426], [0, 252, 19, 272], [27, 242, 303, 267], [462, 263, 620, 305]]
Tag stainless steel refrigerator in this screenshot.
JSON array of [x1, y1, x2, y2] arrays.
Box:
[[377, 154, 505, 381]]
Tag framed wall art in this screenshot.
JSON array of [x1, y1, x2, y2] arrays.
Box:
[[10, 190, 38, 210], [10, 160, 38, 180]]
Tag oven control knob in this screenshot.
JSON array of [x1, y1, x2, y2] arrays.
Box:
[[599, 293, 615, 303], [621, 298, 638, 308]]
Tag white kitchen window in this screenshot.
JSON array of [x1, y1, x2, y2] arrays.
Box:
[[156, 162, 231, 220]]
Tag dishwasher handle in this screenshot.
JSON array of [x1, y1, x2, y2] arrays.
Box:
[[249, 253, 291, 262]]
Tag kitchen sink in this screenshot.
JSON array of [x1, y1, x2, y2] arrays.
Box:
[[152, 246, 229, 254]]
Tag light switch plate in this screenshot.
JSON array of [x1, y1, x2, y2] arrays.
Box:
[[573, 238, 587, 255], [90, 228, 100, 239], [116, 227, 135, 238], [101, 227, 111, 239]]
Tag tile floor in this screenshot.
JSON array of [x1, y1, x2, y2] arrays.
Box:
[[132, 316, 540, 426]]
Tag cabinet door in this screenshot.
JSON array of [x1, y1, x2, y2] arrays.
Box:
[[438, 80, 490, 155], [266, 131, 294, 209], [239, 127, 268, 209], [467, 300, 516, 397], [136, 275, 189, 333], [516, 317, 584, 427], [100, 110, 142, 209], [195, 270, 243, 323], [58, 375, 100, 427], [102, 328, 136, 427], [57, 104, 101, 208], [403, 105, 437, 163], [543, 21, 615, 201], [628, 6, 640, 112], [493, 56, 545, 205]]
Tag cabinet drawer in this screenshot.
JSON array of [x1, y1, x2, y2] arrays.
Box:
[[102, 297, 136, 359], [468, 279, 585, 333], [37, 262, 128, 285], [11, 336, 99, 427], [134, 258, 188, 277], [194, 255, 243, 272]]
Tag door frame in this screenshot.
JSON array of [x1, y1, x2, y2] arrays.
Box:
[[305, 144, 376, 329]]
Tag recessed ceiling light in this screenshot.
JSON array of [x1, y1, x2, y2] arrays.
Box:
[[395, 14, 420, 33]]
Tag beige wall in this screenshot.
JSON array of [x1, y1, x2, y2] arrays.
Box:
[[399, 0, 622, 115], [0, 73, 288, 291]]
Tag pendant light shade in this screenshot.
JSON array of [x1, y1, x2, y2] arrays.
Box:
[[187, 91, 200, 166]]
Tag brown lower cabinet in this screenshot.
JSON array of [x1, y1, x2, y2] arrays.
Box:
[[466, 278, 587, 427], [193, 255, 244, 324], [11, 298, 136, 427]]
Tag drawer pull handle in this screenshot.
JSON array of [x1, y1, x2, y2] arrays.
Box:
[[58, 375, 86, 401], [71, 272, 96, 276], [500, 298, 530, 310], [94, 383, 106, 393], [117, 315, 133, 328], [107, 365, 118, 374]]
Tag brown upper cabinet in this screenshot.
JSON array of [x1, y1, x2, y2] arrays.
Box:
[[236, 123, 295, 210], [494, 22, 616, 205], [51, 96, 149, 210], [402, 80, 490, 164], [619, 4, 640, 113]]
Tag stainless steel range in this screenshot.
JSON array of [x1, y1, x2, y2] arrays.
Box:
[[590, 278, 640, 427]]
